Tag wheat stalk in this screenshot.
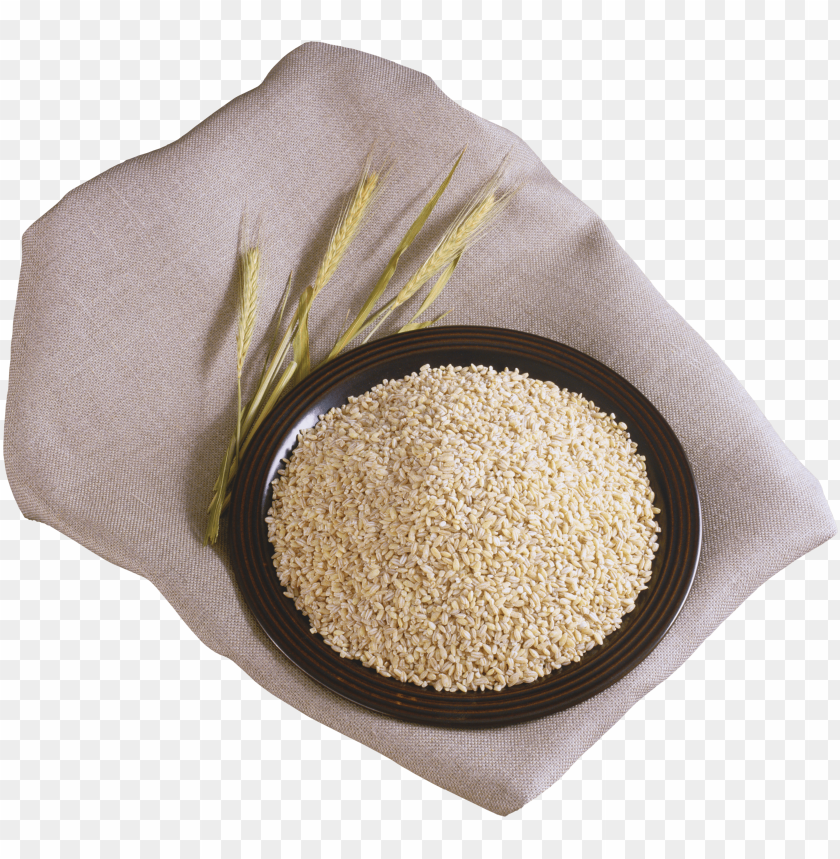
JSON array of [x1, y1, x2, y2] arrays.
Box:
[[292, 285, 315, 379], [215, 358, 298, 516], [235, 245, 260, 459], [205, 272, 298, 537], [293, 155, 386, 385], [205, 150, 523, 545], [325, 149, 465, 362], [400, 193, 496, 302], [236, 247, 261, 376], [399, 256, 461, 333], [361, 168, 515, 341], [206, 158, 388, 543], [313, 169, 381, 297]]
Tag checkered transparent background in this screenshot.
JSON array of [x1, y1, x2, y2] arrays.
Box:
[[1, 2, 838, 857]]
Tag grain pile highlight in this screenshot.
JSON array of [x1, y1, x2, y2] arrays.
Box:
[[267, 364, 660, 692]]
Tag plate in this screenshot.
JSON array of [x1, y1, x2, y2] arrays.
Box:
[[228, 326, 701, 727]]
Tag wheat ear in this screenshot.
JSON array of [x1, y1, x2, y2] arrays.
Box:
[[293, 155, 385, 384], [235, 245, 260, 459], [313, 160, 382, 297], [324, 148, 465, 362], [362, 192, 502, 342], [400, 193, 496, 303], [363, 156, 519, 340]]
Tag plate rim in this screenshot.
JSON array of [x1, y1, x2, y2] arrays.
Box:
[[228, 325, 702, 728]]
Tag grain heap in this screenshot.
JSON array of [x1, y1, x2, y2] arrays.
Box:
[[267, 364, 660, 692]]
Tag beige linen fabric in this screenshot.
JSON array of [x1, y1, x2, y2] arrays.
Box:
[[5, 43, 835, 816]]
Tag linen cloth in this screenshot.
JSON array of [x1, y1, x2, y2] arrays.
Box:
[[5, 43, 835, 816]]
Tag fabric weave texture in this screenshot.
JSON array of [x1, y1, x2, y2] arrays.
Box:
[[5, 42, 835, 815]]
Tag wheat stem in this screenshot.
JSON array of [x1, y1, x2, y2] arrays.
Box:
[[399, 254, 462, 331], [292, 285, 314, 383], [259, 271, 293, 380], [204, 440, 233, 546], [399, 307, 453, 333], [206, 304, 298, 517], [218, 359, 298, 514], [204, 266, 296, 541]]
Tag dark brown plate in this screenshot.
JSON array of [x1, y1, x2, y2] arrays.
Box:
[[229, 326, 701, 727]]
